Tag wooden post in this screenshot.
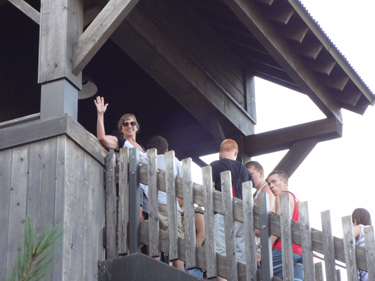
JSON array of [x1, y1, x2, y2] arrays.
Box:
[[202, 165, 217, 278], [165, 150, 178, 261], [128, 147, 140, 254], [321, 210, 337, 281], [221, 170, 238, 281], [299, 201, 315, 281], [341, 215, 357, 281], [364, 226, 375, 281], [280, 193, 294, 280], [314, 262, 324, 281], [242, 180, 257, 281], [147, 148, 159, 257], [118, 148, 129, 255], [105, 152, 117, 259], [38, 0, 83, 120], [259, 192, 273, 280], [182, 157, 196, 269]]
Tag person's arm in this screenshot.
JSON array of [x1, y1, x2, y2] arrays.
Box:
[[262, 185, 276, 213], [94, 96, 119, 149], [195, 211, 205, 246]]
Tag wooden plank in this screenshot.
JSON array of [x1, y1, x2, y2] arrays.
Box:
[[221, 171, 238, 281], [321, 210, 337, 281], [71, 144, 85, 281], [7, 145, 29, 270], [147, 148, 159, 257], [336, 269, 341, 281], [72, 0, 139, 75], [314, 262, 324, 281], [277, 18, 309, 42], [95, 157, 106, 265], [0, 114, 106, 165], [298, 202, 315, 281], [341, 215, 357, 281], [165, 151, 179, 261], [83, 5, 102, 27], [244, 117, 342, 157], [128, 148, 140, 254], [242, 181, 257, 281], [0, 113, 40, 130], [259, 192, 273, 280], [244, 71, 256, 122], [0, 149, 12, 276], [364, 226, 375, 280], [52, 135, 67, 280], [105, 152, 117, 259], [316, 72, 350, 92], [118, 148, 129, 255], [273, 137, 318, 177], [38, 0, 82, 88], [202, 166, 217, 278], [182, 157, 196, 269], [224, 0, 343, 122], [208, 117, 226, 147], [280, 193, 294, 280], [264, 1, 294, 24], [289, 35, 323, 59], [8, 0, 40, 24], [305, 53, 337, 75]]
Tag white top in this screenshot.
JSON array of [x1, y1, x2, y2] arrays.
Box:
[[123, 140, 148, 197], [156, 154, 183, 212]]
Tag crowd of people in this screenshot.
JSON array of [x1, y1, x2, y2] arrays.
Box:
[[94, 96, 371, 281]]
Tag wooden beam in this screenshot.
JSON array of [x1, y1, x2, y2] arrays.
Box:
[[8, 0, 40, 24], [72, 0, 139, 75], [208, 118, 226, 147], [277, 18, 309, 43], [83, 5, 102, 27], [289, 35, 323, 59], [273, 138, 318, 177], [243, 117, 342, 157], [264, 1, 294, 24], [111, 3, 254, 137], [224, 0, 343, 123]]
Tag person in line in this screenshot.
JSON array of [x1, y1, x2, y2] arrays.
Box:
[[244, 161, 275, 253], [352, 208, 372, 281], [94, 96, 148, 221], [210, 139, 255, 281], [146, 135, 185, 271], [257, 170, 303, 281]]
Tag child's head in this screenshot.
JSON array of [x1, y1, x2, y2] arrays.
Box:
[[352, 208, 372, 226]]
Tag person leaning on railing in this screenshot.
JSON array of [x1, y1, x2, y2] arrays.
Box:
[[257, 170, 304, 281], [94, 96, 149, 222]]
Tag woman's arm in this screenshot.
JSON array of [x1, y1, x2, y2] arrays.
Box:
[[353, 225, 362, 239], [94, 96, 119, 149]]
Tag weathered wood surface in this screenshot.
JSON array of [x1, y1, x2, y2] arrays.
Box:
[[315, 262, 324, 281], [182, 157, 196, 269], [147, 148, 159, 257], [298, 202, 315, 281], [118, 148, 129, 255], [1, 135, 105, 281], [221, 171, 238, 280], [202, 166, 217, 278], [0, 114, 107, 164], [8, 0, 40, 24], [364, 226, 375, 280], [321, 210, 337, 281], [105, 152, 117, 259], [341, 216, 357, 281], [280, 193, 294, 280], [259, 192, 273, 280]]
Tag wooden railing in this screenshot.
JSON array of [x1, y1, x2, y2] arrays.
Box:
[[104, 147, 375, 281]]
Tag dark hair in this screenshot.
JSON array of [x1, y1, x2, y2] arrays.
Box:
[[147, 135, 168, 155], [267, 170, 289, 182], [352, 208, 372, 226], [244, 160, 264, 172]]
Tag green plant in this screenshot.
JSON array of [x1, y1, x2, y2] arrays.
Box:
[[7, 217, 63, 281]]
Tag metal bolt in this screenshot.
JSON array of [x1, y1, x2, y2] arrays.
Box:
[[262, 225, 266, 229]]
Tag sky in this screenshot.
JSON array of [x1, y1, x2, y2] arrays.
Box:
[[193, 0, 375, 278]]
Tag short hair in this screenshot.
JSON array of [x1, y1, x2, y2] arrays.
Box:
[[117, 113, 139, 132], [220, 139, 238, 153], [147, 135, 168, 155], [267, 170, 289, 183], [352, 208, 372, 226], [244, 160, 264, 172]]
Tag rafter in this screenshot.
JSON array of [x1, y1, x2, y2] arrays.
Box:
[[243, 117, 342, 157], [72, 0, 139, 75], [224, 0, 343, 123], [8, 0, 39, 24]]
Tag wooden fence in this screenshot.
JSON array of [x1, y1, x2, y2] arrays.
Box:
[[104, 147, 375, 281]]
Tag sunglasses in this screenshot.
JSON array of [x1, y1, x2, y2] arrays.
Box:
[[122, 121, 137, 127]]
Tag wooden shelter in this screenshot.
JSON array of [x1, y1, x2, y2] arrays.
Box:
[[0, 0, 374, 280]]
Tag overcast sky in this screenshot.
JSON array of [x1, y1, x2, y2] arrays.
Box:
[[196, 1, 375, 278]]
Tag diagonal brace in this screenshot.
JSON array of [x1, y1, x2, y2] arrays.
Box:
[[8, 0, 40, 24]]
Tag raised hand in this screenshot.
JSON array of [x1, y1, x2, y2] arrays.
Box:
[[94, 96, 108, 115]]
